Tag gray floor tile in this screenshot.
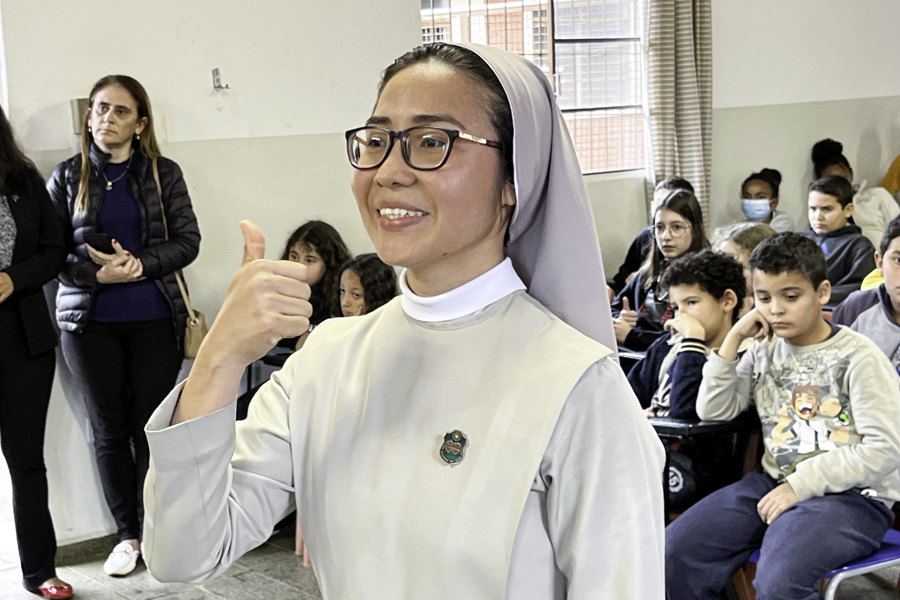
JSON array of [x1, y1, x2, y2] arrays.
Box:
[[233, 541, 320, 598], [67, 559, 197, 600]]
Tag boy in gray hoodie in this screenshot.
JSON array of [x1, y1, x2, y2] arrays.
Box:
[[666, 233, 900, 600], [832, 214, 900, 369]]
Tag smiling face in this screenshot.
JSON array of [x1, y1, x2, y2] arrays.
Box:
[[340, 269, 367, 317], [350, 62, 515, 296], [752, 269, 831, 346], [88, 84, 146, 156], [808, 191, 853, 234], [654, 208, 693, 259]]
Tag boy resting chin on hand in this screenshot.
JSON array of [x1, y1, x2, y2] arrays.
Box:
[[666, 233, 900, 600]]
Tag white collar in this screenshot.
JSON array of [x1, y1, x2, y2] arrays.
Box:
[[400, 258, 526, 322]]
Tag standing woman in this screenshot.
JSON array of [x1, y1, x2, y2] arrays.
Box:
[[47, 75, 200, 577], [143, 43, 663, 598], [0, 108, 71, 599]]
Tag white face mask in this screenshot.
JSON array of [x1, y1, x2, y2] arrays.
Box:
[[742, 199, 772, 222]]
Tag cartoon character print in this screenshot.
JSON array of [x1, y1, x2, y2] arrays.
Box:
[[756, 344, 859, 476]]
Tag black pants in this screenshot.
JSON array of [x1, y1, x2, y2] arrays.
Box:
[[61, 319, 182, 542], [0, 304, 58, 589]]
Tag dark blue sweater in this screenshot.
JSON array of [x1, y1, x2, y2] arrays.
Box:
[[92, 160, 170, 322], [626, 332, 708, 419]]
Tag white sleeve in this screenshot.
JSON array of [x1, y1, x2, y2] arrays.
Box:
[[696, 349, 754, 421], [142, 366, 296, 583], [543, 357, 666, 599]]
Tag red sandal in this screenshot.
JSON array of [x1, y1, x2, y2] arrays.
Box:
[[32, 579, 74, 599]]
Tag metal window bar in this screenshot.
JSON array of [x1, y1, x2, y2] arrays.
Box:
[[419, 0, 644, 174]]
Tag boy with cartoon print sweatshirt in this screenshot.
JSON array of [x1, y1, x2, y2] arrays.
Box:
[[666, 233, 900, 600]]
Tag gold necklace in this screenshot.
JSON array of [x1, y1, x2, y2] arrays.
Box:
[[101, 153, 133, 191]]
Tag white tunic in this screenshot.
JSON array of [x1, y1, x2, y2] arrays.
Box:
[[143, 259, 666, 599]]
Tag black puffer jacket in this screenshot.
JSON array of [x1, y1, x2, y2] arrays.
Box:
[[46, 144, 201, 345]]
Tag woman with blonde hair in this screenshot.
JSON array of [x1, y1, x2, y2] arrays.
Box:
[[47, 75, 200, 577]]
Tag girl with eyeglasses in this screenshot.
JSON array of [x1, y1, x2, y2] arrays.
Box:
[[612, 190, 709, 351], [143, 43, 664, 598]]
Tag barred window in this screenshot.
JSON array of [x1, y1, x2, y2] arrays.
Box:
[[420, 0, 644, 174]]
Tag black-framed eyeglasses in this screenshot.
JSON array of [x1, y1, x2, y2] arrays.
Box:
[[345, 125, 502, 171]]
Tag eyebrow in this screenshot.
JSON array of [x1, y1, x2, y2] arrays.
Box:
[[755, 286, 804, 294], [96, 102, 133, 111], [366, 113, 467, 129]]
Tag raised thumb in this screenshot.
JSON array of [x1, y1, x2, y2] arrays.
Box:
[[240, 220, 266, 265], [622, 296, 631, 312]]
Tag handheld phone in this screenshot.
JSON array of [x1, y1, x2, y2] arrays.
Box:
[[83, 232, 115, 254]]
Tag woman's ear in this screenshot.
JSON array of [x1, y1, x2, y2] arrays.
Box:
[[135, 117, 148, 136], [501, 180, 517, 209], [770, 196, 779, 210]]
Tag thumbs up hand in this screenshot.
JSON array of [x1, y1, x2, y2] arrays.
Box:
[[201, 220, 312, 370]]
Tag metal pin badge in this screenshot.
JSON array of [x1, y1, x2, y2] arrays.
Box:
[[440, 430, 468, 466]]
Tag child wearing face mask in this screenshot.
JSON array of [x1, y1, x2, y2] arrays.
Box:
[[741, 168, 795, 232], [812, 138, 899, 248], [337, 253, 399, 318]]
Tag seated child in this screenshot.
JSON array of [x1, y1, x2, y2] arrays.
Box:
[[832, 215, 900, 369], [813, 138, 899, 247], [666, 233, 900, 600], [803, 175, 876, 305], [609, 177, 694, 294], [627, 250, 745, 509], [337, 253, 399, 317], [612, 189, 709, 351], [740, 168, 795, 232], [713, 221, 776, 316]]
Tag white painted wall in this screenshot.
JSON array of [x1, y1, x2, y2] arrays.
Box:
[[1, 0, 421, 544], [712, 0, 900, 109], [709, 1, 900, 234], [2, 0, 421, 150]]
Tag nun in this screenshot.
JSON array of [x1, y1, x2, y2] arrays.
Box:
[[142, 42, 665, 599]]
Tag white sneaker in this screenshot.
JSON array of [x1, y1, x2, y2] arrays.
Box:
[[103, 541, 141, 576]]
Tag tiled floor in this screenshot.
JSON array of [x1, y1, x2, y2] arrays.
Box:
[[0, 528, 323, 599], [1, 449, 900, 598]]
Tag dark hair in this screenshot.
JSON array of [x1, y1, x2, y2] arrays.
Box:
[[741, 168, 782, 199], [338, 253, 399, 314], [0, 106, 43, 199], [76, 75, 162, 214], [660, 250, 746, 324], [809, 175, 855, 208], [811, 138, 852, 180], [654, 177, 694, 195], [641, 190, 709, 290], [378, 43, 514, 186], [749, 232, 827, 290], [281, 221, 352, 322], [880, 214, 900, 255]]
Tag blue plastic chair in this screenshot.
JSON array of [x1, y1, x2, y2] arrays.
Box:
[[740, 528, 900, 599]]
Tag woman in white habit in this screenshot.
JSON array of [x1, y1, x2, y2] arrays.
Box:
[[142, 42, 665, 599]]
